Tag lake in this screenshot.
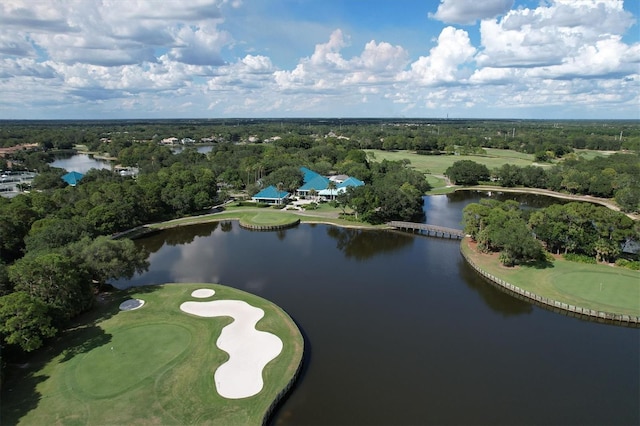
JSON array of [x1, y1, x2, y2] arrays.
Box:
[[50, 153, 112, 174], [114, 192, 639, 425]]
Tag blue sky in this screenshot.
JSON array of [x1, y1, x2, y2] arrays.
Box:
[[0, 0, 638, 120]]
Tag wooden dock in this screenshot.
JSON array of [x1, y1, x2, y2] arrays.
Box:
[[387, 221, 465, 239]]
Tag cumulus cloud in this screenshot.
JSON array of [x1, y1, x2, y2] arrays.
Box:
[[274, 29, 409, 91], [398, 27, 476, 85], [169, 23, 231, 65], [476, 0, 638, 69], [430, 0, 513, 25], [1, 0, 232, 66]]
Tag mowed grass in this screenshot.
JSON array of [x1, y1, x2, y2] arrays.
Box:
[[461, 240, 640, 317], [2, 283, 304, 425], [365, 148, 546, 176], [238, 211, 299, 227]]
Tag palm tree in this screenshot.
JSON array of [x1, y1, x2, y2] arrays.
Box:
[[327, 181, 337, 200]]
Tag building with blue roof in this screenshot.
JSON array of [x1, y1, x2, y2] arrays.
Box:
[[61, 171, 84, 186], [251, 185, 290, 205]]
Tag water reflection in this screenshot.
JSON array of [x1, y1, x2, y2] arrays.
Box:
[[325, 226, 413, 260], [114, 193, 639, 426], [51, 153, 112, 173], [458, 260, 534, 317], [138, 222, 219, 254]]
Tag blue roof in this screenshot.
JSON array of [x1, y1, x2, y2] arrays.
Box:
[[300, 167, 323, 184], [298, 175, 330, 191], [61, 171, 84, 186], [337, 177, 364, 188], [252, 185, 289, 199]]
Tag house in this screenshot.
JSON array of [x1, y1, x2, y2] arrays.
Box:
[[252, 185, 290, 205], [160, 137, 179, 145], [296, 167, 365, 200], [318, 176, 364, 200], [296, 167, 330, 198]]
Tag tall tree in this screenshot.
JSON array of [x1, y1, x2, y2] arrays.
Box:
[[64, 236, 149, 290], [0, 291, 56, 352], [9, 253, 94, 323]]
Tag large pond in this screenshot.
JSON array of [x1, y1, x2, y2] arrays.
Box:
[[114, 192, 639, 426], [50, 153, 112, 174]]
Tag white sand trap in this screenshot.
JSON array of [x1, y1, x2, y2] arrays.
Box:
[[191, 288, 215, 298], [180, 294, 283, 399], [119, 299, 145, 311]]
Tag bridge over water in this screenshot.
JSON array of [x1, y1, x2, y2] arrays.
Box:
[[387, 221, 465, 239]]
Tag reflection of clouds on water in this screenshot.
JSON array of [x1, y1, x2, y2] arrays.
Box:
[[51, 154, 112, 174]]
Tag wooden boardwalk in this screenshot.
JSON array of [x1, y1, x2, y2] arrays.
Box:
[[387, 221, 465, 239]]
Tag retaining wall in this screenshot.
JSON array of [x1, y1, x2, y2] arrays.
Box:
[[239, 219, 300, 231], [460, 241, 640, 328]]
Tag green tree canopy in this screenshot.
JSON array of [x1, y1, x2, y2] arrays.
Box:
[[0, 291, 56, 352], [445, 160, 490, 185]]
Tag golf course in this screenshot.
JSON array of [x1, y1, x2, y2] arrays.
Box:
[[1, 283, 304, 425], [461, 239, 640, 318]]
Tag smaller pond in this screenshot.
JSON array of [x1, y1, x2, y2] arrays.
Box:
[[51, 153, 112, 174]]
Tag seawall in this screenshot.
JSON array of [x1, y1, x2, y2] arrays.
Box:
[[460, 239, 640, 328]]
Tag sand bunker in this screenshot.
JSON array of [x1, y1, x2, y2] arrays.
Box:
[[180, 292, 283, 399], [119, 299, 145, 311], [191, 289, 216, 298]]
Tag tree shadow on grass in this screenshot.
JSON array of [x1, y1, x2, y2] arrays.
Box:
[[521, 257, 555, 270], [1, 284, 163, 424]]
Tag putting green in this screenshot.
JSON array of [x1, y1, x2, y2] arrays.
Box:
[[552, 271, 640, 313], [71, 323, 191, 398], [461, 239, 640, 317], [2, 284, 304, 426], [239, 211, 299, 228]]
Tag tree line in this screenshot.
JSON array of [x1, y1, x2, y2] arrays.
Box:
[[445, 152, 640, 213], [463, 199, 639, 267]]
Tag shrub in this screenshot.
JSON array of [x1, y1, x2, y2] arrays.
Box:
[[615, 258, 640, 270], [563, 253, 597, 264]]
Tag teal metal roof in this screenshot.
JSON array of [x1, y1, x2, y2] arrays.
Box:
[[337, 177, 364, 188], [61, 171, 84, 186], [252, 185, 289, 199], [298, 175, 330, 191], [300, 167, 322, 184]]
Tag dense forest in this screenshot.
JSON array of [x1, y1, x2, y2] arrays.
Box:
[[0, 118, 638, 364], [462, 199, 639, 267]]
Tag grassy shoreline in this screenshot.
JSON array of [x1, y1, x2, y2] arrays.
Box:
[[461, 238, 640, 318]]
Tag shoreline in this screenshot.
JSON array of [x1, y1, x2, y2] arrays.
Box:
[[459, 237, 640, 327]]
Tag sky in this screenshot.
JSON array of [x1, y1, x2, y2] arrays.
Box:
[[0, 0, 638, 120]]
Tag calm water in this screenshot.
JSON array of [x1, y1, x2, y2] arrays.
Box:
[[114, 193, 639, 425], [51, 153, 112, 174]]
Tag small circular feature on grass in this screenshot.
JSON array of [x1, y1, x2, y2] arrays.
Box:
[[119, 299, 145, 311], [239, 212, 300, 230], [192, 288, 216, 298]]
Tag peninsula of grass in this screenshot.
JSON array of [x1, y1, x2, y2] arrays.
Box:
[[1, 283, 304, 426], [461, 238, 640, 318]]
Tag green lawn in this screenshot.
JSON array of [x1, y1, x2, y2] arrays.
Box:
[[461, 240, 640, 317], [2, 283, 304, 425], [365, 148, 548, 176]]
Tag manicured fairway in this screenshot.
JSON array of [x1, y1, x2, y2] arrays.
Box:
[[1, 283, 304, 425], [365, 148, 547, 175], [461, 240, 640, 317]]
